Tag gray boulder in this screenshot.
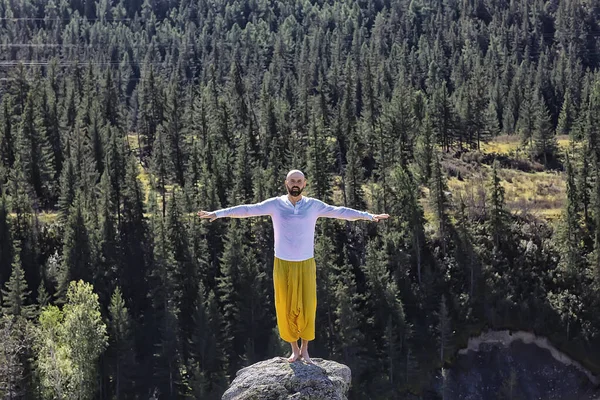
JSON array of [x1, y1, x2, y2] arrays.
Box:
[[222, 357, 351, 400]]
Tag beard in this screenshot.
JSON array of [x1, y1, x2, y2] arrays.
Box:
[[286, 185, 304, 197]]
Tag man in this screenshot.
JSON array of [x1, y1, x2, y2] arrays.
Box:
[[197, 169, 389, 364]]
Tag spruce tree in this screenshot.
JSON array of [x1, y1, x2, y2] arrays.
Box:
[[108, 287, 136, 399], [1, 240, 34, 319], [415, 112, 434, 184], [57, 195, 92, 302], [0, 194, 12, 288], [17, 87, 56, 207], [0, 96, 15, 170], [532, 95, 558, 168], [164, 74, 187, 187], [333, 250, 365, 378], [429, 154, 451, 254]]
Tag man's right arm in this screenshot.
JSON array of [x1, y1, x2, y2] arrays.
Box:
[[210, 198, 276, 219]]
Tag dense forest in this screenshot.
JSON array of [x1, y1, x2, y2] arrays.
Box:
[[0, 0, 599, 398]]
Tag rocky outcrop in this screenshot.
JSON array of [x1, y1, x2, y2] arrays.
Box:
[[442, 330, 600, 400], [222, 357, 351, 400]]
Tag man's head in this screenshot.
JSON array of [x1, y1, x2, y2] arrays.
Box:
[[285, 169, 306, 197]]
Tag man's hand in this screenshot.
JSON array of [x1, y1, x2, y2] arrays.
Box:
[[372, 214, 390, 222], [197, 210, 217, 222]]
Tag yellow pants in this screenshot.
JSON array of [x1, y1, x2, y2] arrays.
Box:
[[273, 257, 317, 342]]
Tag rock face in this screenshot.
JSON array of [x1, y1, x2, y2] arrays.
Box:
[[222, 357, 351, 400], [442, 330, 600, 400]]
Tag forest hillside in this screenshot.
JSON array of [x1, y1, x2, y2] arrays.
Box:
[[0, 0, 599, 399]]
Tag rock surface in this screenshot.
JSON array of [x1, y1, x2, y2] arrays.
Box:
[[222, 357, 351, 400], [442, 330, 600, 400]]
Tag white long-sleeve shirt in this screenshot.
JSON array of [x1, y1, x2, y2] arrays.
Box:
[[214, 195, 375, 261]]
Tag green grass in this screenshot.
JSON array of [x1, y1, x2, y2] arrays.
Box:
[[480, 134, 571, 155]]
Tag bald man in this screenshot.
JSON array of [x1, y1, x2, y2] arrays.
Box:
[[198, 170, 389, 363]]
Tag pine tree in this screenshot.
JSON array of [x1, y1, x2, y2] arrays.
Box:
[[389, 165, 427, 285], [381, 81, 415, 167], [164, 74, 188, 187], [108, 287, 136, 399], [216, 220, 246, 377], [57, 142, 76, 222], [429, 154, 451, 254], [557, 88, 576, 137], [103, 69, 121, 129], [57, 195, 92, 302], [137, 66, 164, 159], [118, 155, 149, 318], [344, 129, 366, 210], [516, 80, 537, 151], [333, 250, 365, 378], [148, 192, 181, 398], [150, 124, 173, 217], [0, 194, 12, 288], [188, 283, 227, 400], [429, 81, 456, 151], [1, 240, 34, 319], [16, 87, 56, 207], [166, 188, 198, 361], [532, 95, 557, 168], [556, 154, 584, 275], [306, 112, 332, 201], [487, 160, 508, 251], [415, 112, 434, 184], [361, 240, 407, 392], [0, 96, 15, 170]]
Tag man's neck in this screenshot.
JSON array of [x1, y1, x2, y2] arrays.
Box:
[[287, 194, 303, 205]]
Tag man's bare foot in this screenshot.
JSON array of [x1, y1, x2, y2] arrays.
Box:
[[287, 341, 301, 362], [300, 349, 313, 364]]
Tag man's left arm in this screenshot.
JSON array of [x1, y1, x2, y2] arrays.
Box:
[[315, 200, 389, 222]]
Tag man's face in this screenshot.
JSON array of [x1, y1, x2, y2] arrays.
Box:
[[285, 174, 306, 197]]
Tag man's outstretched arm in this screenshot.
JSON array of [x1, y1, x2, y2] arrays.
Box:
[[198, 198, 276, 222], [315, 200, 390, 222]]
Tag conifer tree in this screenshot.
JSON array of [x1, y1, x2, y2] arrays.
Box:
[[118, 155, 149, 318], [148, 191, 182, 398], [516, 80, 537, 150], [137, 67, 164, 159], [2, 240, 34, 319], [164, 74, 187, 187], [415, 112, 435, 184], [333, 250, 365, 378], [484, 162, 505, 251], [0, 194, 12, 288], [57, 142, 76, 222], [532, 95, 558, 168], [306, 112, 332, 201], [17, 87, 56, 207], [557, 154, 584, 275], [429, 154, 451, 254], [57, 195, 92, 302], [344, 129, 366, 210], [166, 188, 198, 360], [151, 124, 173, 217], [557, 88, 576, 137], [108, 287, 137, 399], [0, 96, 16, 170]]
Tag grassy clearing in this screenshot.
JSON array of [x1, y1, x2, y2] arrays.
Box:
[[429, 135, 570, 222], [480, 134, 571, 155]]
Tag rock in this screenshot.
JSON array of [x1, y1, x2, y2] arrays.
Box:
[[222, 357, 351, 400], [443, 331, 600, 400]]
